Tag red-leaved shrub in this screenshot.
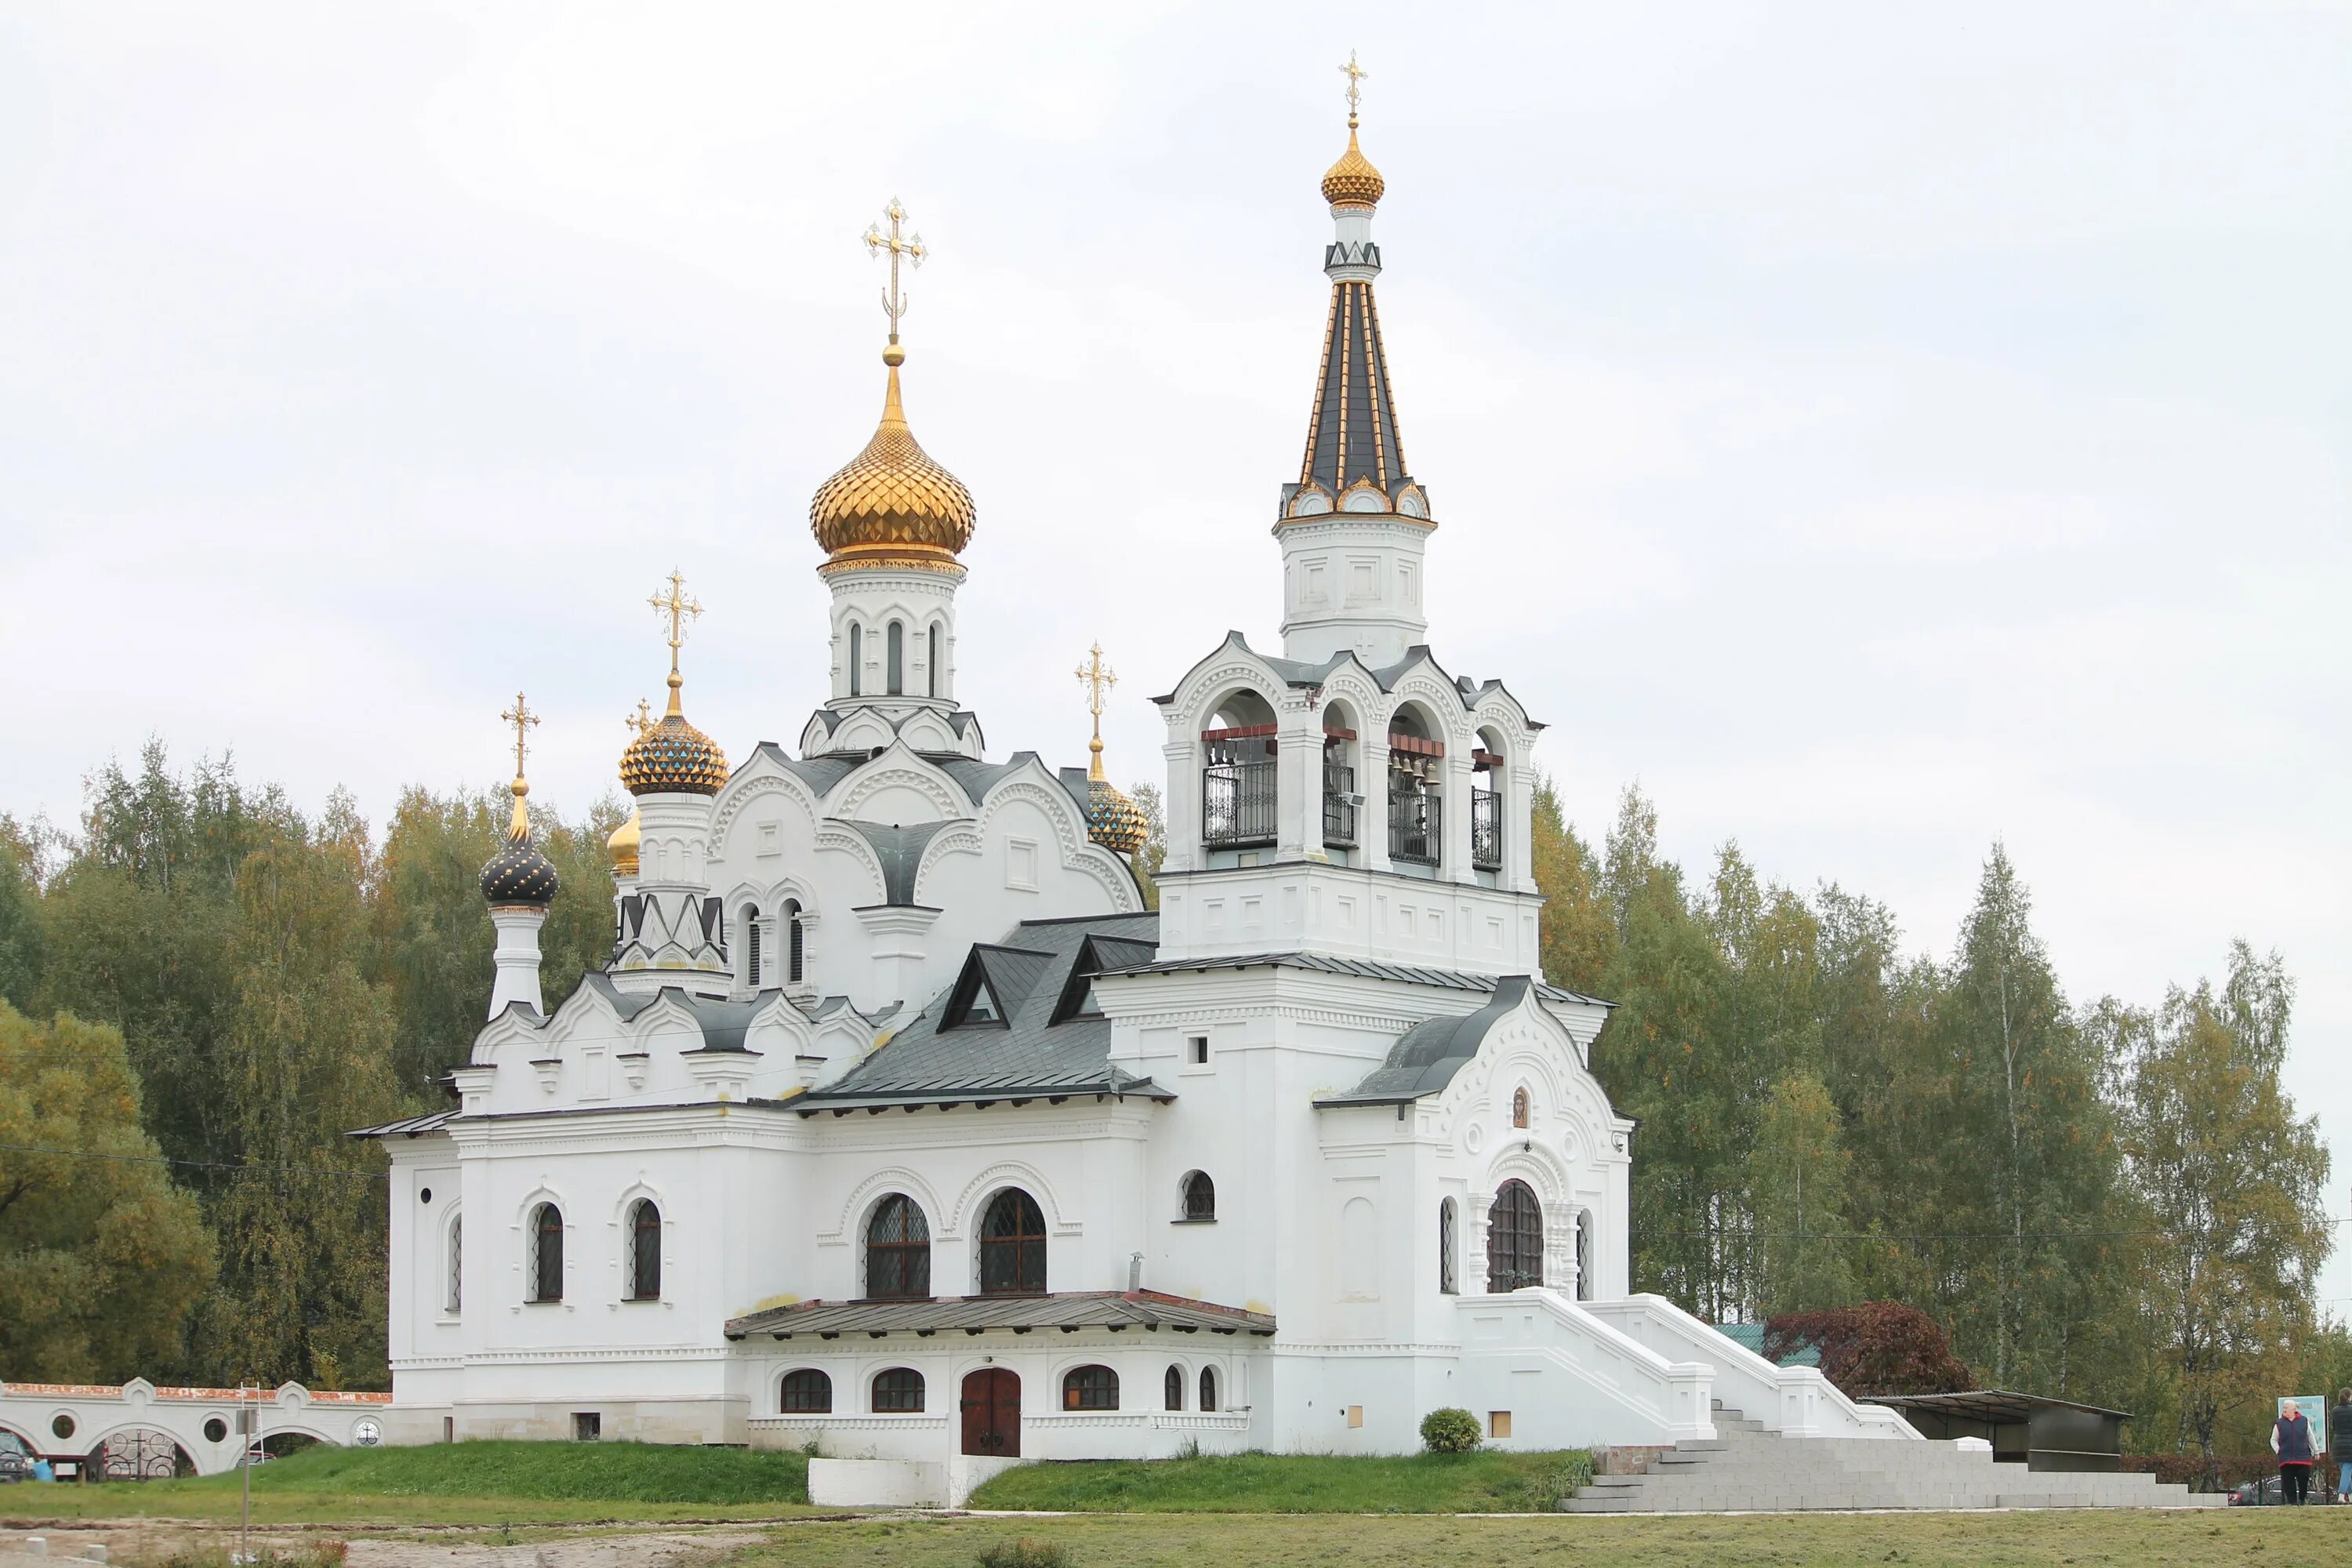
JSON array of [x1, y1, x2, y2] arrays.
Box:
[[1762, 1301, 1974, 1397]]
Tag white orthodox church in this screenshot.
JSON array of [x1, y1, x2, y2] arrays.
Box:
[[358, 90, 1912, 1497]]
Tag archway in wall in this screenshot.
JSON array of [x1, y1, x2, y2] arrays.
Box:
[[1201, 690, 1279, 851], [1385, 703, 1443, 868], [89, 1428, 194, 1481], [1319, 699, 1362, 851]]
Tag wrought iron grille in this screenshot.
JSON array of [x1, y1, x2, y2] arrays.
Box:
[[1388, 776, 1442, 866], [1202, 757, 1277, 848], [1322, 762, 1357, 846], [98, 1428, 185, 1481], [1471, 789, 1502, 870]]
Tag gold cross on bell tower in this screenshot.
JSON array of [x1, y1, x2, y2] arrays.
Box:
[[501, 691, 541, 782], [862, 198, 927, 343], [1075, 642, 1118, 781], [1339, 49, 1368, 128], [648, 569, 702, 713]]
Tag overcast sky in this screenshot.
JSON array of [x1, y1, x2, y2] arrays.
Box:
[[3, 2, 2347, 1306]]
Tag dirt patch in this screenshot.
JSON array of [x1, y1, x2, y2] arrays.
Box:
[[1, 1526, 762, 1567]]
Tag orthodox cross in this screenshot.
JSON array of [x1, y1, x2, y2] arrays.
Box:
[[625, 697, 654, 737], [1339, 49, 1367, 127], [1075, 643, 1117, 779], [648, 569, 702, 710], [500, 691, 540, 781], [862, 198, 927, 342]]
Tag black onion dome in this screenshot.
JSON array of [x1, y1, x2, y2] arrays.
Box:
[[481, 801, 560, 908]]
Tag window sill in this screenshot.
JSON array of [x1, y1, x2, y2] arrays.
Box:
[[1171, 1218, 1218, 1225]]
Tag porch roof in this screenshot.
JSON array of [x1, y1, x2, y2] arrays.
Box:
[[724, 1289, 1276, 1341]]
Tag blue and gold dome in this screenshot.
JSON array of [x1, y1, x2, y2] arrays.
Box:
[[619, 676, 730, 797], [480, 782, 560, 908], [1084, 768, 1149, 858]]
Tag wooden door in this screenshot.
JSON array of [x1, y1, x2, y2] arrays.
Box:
[[960, 1368, 1021, 1457]]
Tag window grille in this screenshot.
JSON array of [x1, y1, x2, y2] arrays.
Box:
[[866, 1194, 932, 1300], [979, 1189, 1047, 1294], [1062, 1365, 1119, 1411], [1471, 787, 1502, 870], [626, 1200, 662, 1301], [529, 1203, 564, 1302], [872, 1368, 925, 1413], [780, 1369, 832, 1413], [1181, 1171, 1216, 1221]]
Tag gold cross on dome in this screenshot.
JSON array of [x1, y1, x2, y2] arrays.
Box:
[[862, 197, 927, 341], [1339, 49, 1367, 126], [1076, 643, 1118, 779], [649, 570, 702, 662], [626, 698, 654, 737], [500, 691, 540, 781]]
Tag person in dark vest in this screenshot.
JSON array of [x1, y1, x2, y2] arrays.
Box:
[[2331, 1388, 2352, 1504], [2271, 1401, 2316, 1504]]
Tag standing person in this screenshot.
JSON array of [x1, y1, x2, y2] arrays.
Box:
[[2271, 1400, 2316, 1504], [2331, 1388, 2352, 1504]]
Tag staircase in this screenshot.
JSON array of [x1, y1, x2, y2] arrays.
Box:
[[1566, 1402, 2223, 1512]]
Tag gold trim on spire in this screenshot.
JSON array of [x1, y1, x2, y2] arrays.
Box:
[[811, 200, 977, 571], [1074, 641, 1148, 857]]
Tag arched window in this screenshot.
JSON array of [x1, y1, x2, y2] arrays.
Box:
[[1438, 1197, 1458, 1295], [887, 621, 905, 695], [626, 1199, 661, 1301], [865, 1194, 931, 1300], [979, 1189, 1047, 1294], [1062, 1365, 1119, 1411], [784, 900, 805, 985], [528, 1202, 563, 1302], [1511, 1086, 1530, 1129], [743, 904, 762, 987], [1181, 1171, 1216, 1221], [446, 1215, 463, 1314], [927, 624, 942, 698], [872, 1367, 924, 1413], [781, 1369, 832, 1413], [1163, 1365, 1184, 1411], [848, 624, 862, 697], [1199, 1365, 1218, 1413], [1486, 1180, 1543, 1294]]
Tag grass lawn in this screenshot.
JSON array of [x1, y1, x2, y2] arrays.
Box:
[[0, 1439, 816, 1526], [967, 1449, 1594, 1513], [728, 1507, 2350, 1568]]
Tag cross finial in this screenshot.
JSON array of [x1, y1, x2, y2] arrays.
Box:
[[648, 569, 702, 714], [1339, 49, 1368, 129], [1075, 642, 1118, 781], [625, 697, 655, 737], [862, 197, 927, 343], [500, 691, 540, 788]]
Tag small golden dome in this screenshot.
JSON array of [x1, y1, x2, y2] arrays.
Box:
[[607, 808, 641, 878], [1321, 125, 1385, 209], [809, 349, 975, 572], [1084, 775, 1150, 858], [619, 677, 730, 796]]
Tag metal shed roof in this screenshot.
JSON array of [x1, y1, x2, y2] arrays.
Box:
[[725, 1289, 1275, 1341]]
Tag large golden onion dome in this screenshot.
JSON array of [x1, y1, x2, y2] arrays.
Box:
[[808, 344, 975, 572], [606, 807, 641, 878], [619, 674, 729, 797], [1321, 125, 1385, 209]]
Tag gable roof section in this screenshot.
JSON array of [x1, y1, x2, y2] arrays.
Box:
[[1313, 975, 1534, 1108], [838, 818, 956, 906], [805, 912, 1163, 1105]]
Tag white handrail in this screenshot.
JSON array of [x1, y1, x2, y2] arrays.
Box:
[[1581, 1295, 1918, 1440]]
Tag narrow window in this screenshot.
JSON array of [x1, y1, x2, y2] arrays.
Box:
[[887, 622, 905, 695], [1439, 1198, 1459, 1295], [1163, 1365, 1184, 1412], [785, 900, 804, 985], [1199, 1365, 1218, 1413], [927, 624, 942, 698], [872, 1367, 925, 1413], [848, 624, 862, 697], [1187, 1036, 1209, 1066], [1062, 1365, 1119, 1411], [865, 1194, 932, 1300], [1181, 1171, 1216, 1222], [1511, 1087, 1530, 1129], [979, 1189, 1048, 1294], [529, 1203, 564, 1302], [781, 1370, 833, 1413], [446, 1215, 463, 1314], [626, 1200, 662, 1301], [744, 905, 762, 987]]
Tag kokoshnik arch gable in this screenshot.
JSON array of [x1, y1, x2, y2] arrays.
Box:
[[354, 62, 1917, 1479]]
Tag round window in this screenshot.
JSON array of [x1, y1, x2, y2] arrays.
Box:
[[419, 1187, 434, 1204], [51, 1414, 75, 1441], [203, 1417, 230, 1444]]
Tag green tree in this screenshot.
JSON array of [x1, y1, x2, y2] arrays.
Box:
[[0, 819, 44, 1010], [2114, 942, 2332, 1470], [1750, 1070, 1857, 1315], [1529, 775, 1613, 996], [0, 1003, 216, 1378], [1126, 782, 1165, 909]]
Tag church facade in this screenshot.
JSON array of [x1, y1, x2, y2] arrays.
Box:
[[359, 91, 1912, 1479]]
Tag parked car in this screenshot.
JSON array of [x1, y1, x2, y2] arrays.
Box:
[[2229, 1476, 2284, 1505]]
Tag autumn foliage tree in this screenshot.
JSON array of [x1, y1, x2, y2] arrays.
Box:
[[1764, 1301, 1975, 1397]]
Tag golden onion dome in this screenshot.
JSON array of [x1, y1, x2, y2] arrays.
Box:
[[1321, 125, 1385, 209], [1084, 775, 1149, 858], [808, 345, 975, 572], [606, 807, 641, 878], [619, 676, 729, 797]]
